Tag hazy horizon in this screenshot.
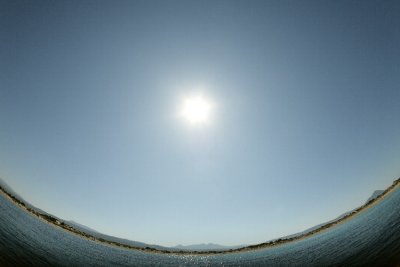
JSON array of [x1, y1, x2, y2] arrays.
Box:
[[1, 0, 399, 247]]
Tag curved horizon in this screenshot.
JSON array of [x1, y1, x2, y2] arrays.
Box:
[[1, 176, 399, 254], [1, 0, 400, 247]]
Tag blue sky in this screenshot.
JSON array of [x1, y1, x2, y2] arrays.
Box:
[[1, 0, 399, 246]]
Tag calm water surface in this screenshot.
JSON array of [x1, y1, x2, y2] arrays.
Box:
[[1, 188, 400, 266]]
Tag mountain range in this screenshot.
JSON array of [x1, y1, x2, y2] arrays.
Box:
[[0, 176, 387, 251]]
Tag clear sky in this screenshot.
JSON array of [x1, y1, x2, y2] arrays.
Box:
[[1, 0, 399, 247]]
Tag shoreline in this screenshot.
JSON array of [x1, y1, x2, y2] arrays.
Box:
[[1, 177, 399, 256]]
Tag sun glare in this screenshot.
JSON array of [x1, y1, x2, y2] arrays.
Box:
[[181, 95, 212, 125]]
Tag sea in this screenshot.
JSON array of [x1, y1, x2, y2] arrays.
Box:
[[1, 188, 400, 266]]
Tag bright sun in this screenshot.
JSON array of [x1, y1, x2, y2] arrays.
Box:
[[181, 95, 212, 125]]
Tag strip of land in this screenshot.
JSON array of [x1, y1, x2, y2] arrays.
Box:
[[1, 178, 399, 255]]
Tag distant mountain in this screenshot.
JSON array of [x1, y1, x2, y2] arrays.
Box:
[[61, 220, 170, 251], [65, 220, 246, 251], [0, 178, 244, 252], [0, 178, 169, 251], [174, 243, 246, 251], [366, 190, 384, 203], [0, 177, 54, 217], [0, 176, 391, 253], [66, 220, 100, 234], [284, 189, 385, 240]]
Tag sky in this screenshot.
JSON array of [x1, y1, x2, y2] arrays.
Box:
[[0, 0, 399, 247]]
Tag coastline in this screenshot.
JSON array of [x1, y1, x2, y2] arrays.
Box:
[[1, 177, 399, 256]]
